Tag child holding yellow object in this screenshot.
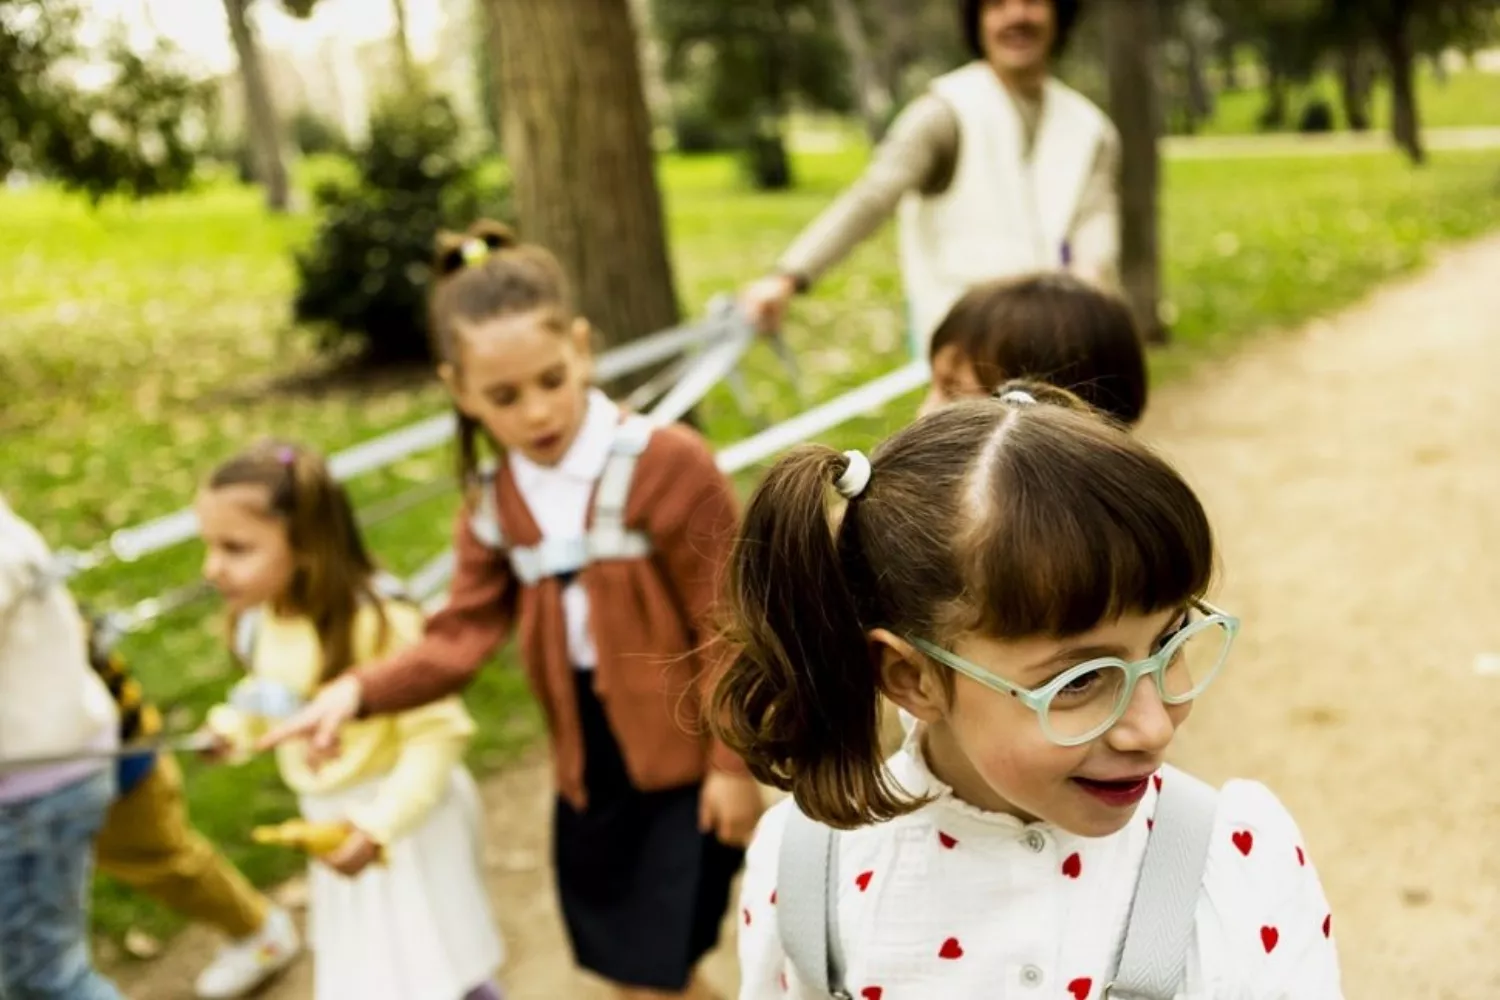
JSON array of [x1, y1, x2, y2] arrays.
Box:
[[197, 442, 504, 1000]]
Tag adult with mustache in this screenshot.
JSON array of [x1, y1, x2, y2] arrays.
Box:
[[741, 0, 1119, 359]]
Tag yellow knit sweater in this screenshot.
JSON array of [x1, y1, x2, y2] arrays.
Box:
[[208, 599, 474, 846]]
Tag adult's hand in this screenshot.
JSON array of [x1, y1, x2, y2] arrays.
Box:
[[739, 273, 798, 337], [255, 673, 363, 766]]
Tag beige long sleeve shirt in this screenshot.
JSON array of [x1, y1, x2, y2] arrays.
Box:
[[777, 87, 1118, 289]]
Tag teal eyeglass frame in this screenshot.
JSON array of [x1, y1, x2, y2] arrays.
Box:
[[907, 599, 1240, 747]]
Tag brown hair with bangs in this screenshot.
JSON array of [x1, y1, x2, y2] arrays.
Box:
[[930, 273, 1148, 425], [208, 442, 387, 681], [712, 380, 1213, 829], [428, 218, 576, 486]]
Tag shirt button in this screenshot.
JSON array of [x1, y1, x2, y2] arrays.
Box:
[[1023, 830, 1047, 852], [1020, 965, 1045, 987]]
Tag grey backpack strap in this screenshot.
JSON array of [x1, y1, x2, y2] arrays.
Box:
[[778, 807, 851, 999], [468, 462, 506, 550], [1109, 769, 1219, 1000], [232, 607, 261, 666], [588, 414, 653, 561]]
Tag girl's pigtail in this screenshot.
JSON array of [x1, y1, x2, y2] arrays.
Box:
[[714, 445, 909, 829], [455, 411, 485, 495]]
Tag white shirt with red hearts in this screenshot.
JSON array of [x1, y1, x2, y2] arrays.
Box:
[[737, 740, 1342, 999]]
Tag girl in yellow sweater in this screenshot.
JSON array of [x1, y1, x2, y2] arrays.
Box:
[[196, 442, 504, 1000]]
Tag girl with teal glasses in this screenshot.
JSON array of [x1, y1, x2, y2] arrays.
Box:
[[714, 383, 1342, 999]]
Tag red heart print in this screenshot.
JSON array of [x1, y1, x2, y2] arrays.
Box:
[[939, 937, 964, 959], [1233, 831, 1254, 857], [1296, 846, 1306, 866], [861, 989, 883, 1000], [743, 907, 752, 926], [1146, 818, 1155, 831], [1062, 852, 1082, 879], [1068, 978, 1093, 1000], [855, 870, 874, 892], [939, 831, 958, 849], [1153, 773, 1163, 792], [1322, 914, 1332, 938], [770, 889, 778, 905], [1260, 925, 1280, 953]]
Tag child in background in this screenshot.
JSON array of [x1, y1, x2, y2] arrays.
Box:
[[0, 494, 124, 1000], [259, 221, 762, 1000], [195, 443, 503, 1000], [920, 272, 1148, 423], [716, 385, 1341, 998], [84, 608, 302, 1000]]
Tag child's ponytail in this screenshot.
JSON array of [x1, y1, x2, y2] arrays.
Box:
[[714, 445, 910, 830]]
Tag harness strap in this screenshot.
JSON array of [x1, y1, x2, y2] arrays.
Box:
[[777, 767, 1218, 1000], [476, 415, 655, 584], [469, 462, 506, 550]]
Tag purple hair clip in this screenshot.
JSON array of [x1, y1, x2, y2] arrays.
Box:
[[275, 446, 296, 467]]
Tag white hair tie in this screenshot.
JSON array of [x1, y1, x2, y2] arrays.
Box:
[[835, 450, 872, 499], [460, 238, 490, 266], [998, 389, 1037, 406]]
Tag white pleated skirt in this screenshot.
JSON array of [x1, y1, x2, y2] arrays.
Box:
[[299, 767, 504, 1000]]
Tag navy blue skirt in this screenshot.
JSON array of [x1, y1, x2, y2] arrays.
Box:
[[553, 671, 744, 991]]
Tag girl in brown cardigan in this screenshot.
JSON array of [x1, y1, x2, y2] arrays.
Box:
[[262, 222, 762, 1000]]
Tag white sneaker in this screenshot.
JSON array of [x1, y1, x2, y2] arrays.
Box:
[[194, 906, 302, 999]]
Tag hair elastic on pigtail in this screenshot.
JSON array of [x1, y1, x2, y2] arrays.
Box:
[[997, 389, 1038, 407], [460, 238, 491, 267], [834, 450, 872, 500]]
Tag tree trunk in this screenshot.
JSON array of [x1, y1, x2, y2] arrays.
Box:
[[830, 0, 892, 142], [1260, 59, 1287, 130], [222, 0, 288, 212], [1178, 2, 1213, 124], [392, 0, 414, 82], [1338, 40, 1372, 132], [1102, 0, 1165, 344], [1216, 35, 1239, 91], [484, 0, 680, 353], [1381, 14, 1424, 164]]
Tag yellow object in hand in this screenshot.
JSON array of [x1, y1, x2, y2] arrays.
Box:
[[252, 819, 353, 857]]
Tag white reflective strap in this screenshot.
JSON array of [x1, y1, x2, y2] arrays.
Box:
[[509, 536, 590, 586], [371, 570, 410, 601], [593, 415, 653, 536], [469, 464, 506, 550], [1107, 768, 1219, 1000], [778, 808, 850, 999], [507, 530, 652, 585], [233, 608, 261, 665]]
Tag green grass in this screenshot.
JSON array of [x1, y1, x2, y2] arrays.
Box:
[[1197, 66, 1500, 137], [2, 140, 1498, 947]]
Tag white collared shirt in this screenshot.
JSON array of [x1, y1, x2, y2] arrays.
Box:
[[508, 389, 620, 668], [737, 729, 1343, 999]]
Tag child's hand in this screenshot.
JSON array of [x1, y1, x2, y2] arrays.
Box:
[[320, 826, 383, 878], [698, 771, 765, 848], [256, 673, 363, 766], [195, 729, 234, 764]]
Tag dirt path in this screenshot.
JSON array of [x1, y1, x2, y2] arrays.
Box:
[[116, 235, 1500, 998]]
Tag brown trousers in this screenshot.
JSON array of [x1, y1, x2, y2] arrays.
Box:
[[95, 755, 268, 940]]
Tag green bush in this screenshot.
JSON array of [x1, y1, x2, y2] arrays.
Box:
[[291, 89, 511, 366], [1298, 98, 1335, 133], [290, 107, 348, 157]]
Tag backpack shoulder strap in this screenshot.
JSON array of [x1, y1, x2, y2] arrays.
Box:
[[777, 806, 851, 999], [371, 570, 412, 603], [469, 461, 506, 551], [589, 414, 654, 560], [1109, 769, 1219, 1000], [233, 607, 262, 667]]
